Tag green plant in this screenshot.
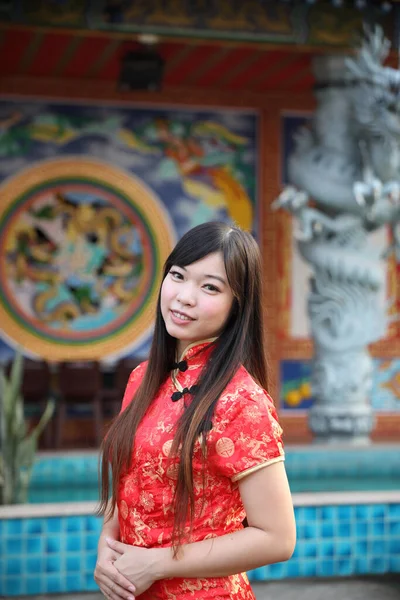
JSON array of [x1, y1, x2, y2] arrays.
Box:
[[0, 350, 55, 504]]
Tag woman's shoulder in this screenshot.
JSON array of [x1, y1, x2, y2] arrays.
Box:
[[120, 360, 148, 412], [127, 360, 148, 383], [216, 364, 276, 416], [210, 365, 284, 470]]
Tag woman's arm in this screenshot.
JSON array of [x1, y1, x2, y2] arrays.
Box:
[[158, 460, 295, 578], [109, 461, 295, 591]]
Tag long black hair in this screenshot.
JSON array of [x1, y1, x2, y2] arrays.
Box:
[[98, 222, 268, 550]]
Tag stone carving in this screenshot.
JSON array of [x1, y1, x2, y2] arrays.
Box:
[[274, 27, 400, 443]]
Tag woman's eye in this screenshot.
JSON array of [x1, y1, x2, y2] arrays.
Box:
[[170, 270, 183, 280], [204, 283, 220, 293]]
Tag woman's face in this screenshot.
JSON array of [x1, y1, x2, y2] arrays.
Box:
[[161, 251, 234, 356]]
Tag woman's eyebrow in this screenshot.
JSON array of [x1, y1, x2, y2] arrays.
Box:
[[203, 274, 226, 285]]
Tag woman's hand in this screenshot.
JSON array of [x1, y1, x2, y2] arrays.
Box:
[[106, 538, 164, 597], [94, 542, 137, 600]]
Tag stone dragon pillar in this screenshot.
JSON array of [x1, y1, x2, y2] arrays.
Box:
[[274, 28, 400, 443]]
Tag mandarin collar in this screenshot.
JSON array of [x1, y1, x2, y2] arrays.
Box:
[[176, 338, 217, 364]]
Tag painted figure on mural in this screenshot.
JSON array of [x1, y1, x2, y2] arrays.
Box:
[[94, 222, 295, 599], [119, 117, 254, 230]]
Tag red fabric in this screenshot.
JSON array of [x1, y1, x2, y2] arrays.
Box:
[[117, 342, 284, 599]]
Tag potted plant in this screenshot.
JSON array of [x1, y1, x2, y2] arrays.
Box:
[[0, 350, 55, 505]]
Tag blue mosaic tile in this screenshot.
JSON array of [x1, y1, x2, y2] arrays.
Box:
[[389, 521, 400, 535], [285, 560, 300, 577], [299, 560, 317, 577], [86, 515, 102, 533], [304, 523, 317, 539], [318, 560, 335, 576], [47, 518, 63, 533], [320, 506, 335, 520], [355, 540, 368, 555], [290, 544, 300, 559], [6, 519, 23, 536], [46, 556, 61, 573], [24, 518, 44, 535], [66, 574, 83, 592], [389, 504, 400, 519], [66, 555, 81, 572], [85, 553, 97, 572], [24, 577, 43, 594], [337, 505, 353, 520], [389, 555, 400, 571], [85, 533, 98, 551], [26, 557, 43, 574], [27, 537, 44, 554], [355, 521, 368, 536], [370, 556, 389, 573], [303, 542, 317, 558], [46, 575, 63, 593], [336, 540, 352, 557], [371, 539, 387, 556], [355, 505, 369, 519], [337, 522, 351, 538], [66, 535, 82, 552], [5, 577, 23, 595], [321, 522, 334, 537], [6, 538, 23, 555], [46, 536, 61, 554], [355, 557, 370, 573], [371, 504, 386, 519], [297, 506, 318, 521], [268, 562, 285, 579], [67, 516, 85, 532], [337, 558, 353, 576], [249, 566, 265, 581], [320, 540, 335, 557], [389, 538, 400, 553], [6, 558, 21, 576], [85, 572, 99, 591]]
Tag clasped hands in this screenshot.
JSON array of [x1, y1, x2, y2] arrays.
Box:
[[94, 537, 165, 600]]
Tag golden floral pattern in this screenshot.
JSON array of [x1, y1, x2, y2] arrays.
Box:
[[118, 342, 285, 599]]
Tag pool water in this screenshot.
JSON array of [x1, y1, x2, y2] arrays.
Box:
[[27, 445, 400, 503]]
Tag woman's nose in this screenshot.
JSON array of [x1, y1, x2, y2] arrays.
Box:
[[176, 285, 196, 306]]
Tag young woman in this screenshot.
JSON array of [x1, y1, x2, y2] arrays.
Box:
[[95, 222, 296, 600]]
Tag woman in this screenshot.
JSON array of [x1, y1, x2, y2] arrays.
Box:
[[95, 222, 296, 600]]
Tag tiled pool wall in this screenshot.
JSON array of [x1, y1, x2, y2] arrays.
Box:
[[0, 446, 399, 596], [1, 496, 400, 595]]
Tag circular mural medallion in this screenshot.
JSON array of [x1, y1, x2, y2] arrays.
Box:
[[0, 158, 175, 360]]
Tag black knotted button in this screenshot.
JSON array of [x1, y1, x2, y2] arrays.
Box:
[[172, 360, 188, 372], [171, 384, 198, 402]]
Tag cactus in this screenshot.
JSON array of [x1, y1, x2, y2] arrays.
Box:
[[0, 350, 55, 505]]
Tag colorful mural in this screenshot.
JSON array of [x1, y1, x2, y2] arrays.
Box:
[[281, 359, 400, 413], [0, 99, 258, 361]]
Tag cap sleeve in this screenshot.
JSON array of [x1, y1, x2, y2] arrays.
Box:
[[120, 361, 147, 413], [209, 382, 285, 482]]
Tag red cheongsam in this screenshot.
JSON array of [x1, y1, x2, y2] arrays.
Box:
[[117, 341, 285, 599]]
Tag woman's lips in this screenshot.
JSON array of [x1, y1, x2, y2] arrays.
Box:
[[170, 310, 195, 325]]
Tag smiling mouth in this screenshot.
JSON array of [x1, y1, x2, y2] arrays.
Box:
[[171, 310, 195, 321]]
